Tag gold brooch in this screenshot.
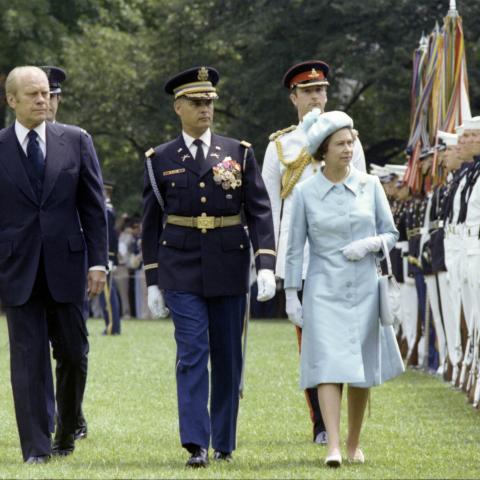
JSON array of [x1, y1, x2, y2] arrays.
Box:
[[198, 67, 209, 81]]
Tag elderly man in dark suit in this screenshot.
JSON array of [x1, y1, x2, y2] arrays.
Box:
[[142, 66, 277, 468], [1, 66, 107, 464]]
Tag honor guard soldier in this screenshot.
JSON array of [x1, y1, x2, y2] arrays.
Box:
[[100, 180, 121, 335], [261, 60, 366, 445], [142, 66, 276, 467]]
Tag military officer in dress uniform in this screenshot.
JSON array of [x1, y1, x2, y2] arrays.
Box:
[[442, 132, 475, 386], [42, 65, 90, 442], [142, 66, 277, 467], [452, 119, 480, 393], [100, 180, 121, 335], [262, 60, 366, 445]]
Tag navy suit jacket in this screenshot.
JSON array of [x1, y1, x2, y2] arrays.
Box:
[[0, 122, 107, 306], [142, 133, 276, 297]]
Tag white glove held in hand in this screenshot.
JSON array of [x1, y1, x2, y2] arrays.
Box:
[[285, 288, 303, 328], [147, 285, 169, 318], [341, 236, 381, 261], [256, 269, 276, 302]]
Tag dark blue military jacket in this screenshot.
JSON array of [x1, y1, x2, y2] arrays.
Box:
[[142, 133, 276, 297]]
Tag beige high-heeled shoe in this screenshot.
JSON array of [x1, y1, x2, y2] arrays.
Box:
[[324, 452, 342, 468], [347, 448, 365, 464]]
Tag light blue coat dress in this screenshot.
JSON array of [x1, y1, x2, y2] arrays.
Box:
[[284, 167, 404, 389]]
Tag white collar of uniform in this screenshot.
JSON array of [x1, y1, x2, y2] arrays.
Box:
[[182, 128, 211, 150], [15, 120, 46, 146]]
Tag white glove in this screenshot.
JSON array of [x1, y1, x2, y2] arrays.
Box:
[[285, 288, 303, 328], [341, 236, 381, 261], [147, 285, 169, 318], [256, 269, 276, 302]]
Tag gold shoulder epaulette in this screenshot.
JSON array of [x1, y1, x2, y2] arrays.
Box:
[[240, 140, 252, 148], [268, 125, 296, 142], [145, 148, 155, 158]]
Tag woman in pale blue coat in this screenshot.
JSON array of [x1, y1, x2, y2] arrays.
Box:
[[284, 110, 403, 467]]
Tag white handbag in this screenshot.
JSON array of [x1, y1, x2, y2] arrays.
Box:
[[378, 236, 399, 326]]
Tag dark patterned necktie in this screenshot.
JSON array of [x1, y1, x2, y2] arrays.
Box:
[[27, 130, 45, 181], [193, 138, 205, 166]]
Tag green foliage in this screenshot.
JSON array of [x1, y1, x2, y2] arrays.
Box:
[[1, 0, 480, 213], [0, 317, 479, 478]]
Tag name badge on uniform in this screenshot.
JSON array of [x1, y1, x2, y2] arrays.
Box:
[[163, 168, 186, 176]]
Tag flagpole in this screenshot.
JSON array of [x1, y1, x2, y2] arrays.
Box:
[[448, 0, 458, 17]]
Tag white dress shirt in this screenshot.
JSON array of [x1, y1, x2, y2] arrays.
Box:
[[15, 120, 47, 157], [182, 129, 211, 158]]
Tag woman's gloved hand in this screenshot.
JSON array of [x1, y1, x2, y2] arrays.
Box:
[[285, 288, 303, 328], [341, 236, 381, 261]]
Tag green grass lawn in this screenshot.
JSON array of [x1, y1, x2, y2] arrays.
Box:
[[0, 316, 478, 479]]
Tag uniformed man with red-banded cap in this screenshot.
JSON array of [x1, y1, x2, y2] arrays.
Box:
[[142, 66, 277, 467], [262, 60, 366, 445]]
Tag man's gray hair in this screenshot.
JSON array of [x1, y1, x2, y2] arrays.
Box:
[[5, 66, 48, 96]]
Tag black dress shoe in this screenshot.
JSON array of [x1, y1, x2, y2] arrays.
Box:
[[25, 455, 50, 464], [186, 447, 208, 468], [52, 430, 75, 456], [213, 450, 232, 462], [74, 424, 88, 440]]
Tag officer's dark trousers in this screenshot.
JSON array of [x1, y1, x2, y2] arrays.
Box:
[[165, 290, 245, 454], [5, 257, 89, 460]]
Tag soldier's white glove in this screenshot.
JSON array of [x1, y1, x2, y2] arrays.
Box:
[[341, 236, 381, 261], [256, 269, 276, 302], [285, 288, 303, 328], [147, 285, 169, 318]]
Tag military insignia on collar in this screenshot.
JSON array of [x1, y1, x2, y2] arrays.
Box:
[[198, 67, 209, 81], [177, 148, 183, 153], [210, 153, 220, 158], [215, 145, 221, 150], [181, 154, 191, 162], [308, 68, 321, 79]]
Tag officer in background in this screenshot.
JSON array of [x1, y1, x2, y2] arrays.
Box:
[[100, 180, 121, 335], [142, 66, 276, 467], [261, 60, 366, 445], [42, 65, 90, 442]]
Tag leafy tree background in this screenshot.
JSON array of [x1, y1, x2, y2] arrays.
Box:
[[1, 0, 479, 213]]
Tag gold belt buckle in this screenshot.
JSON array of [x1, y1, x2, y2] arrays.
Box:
[[196, 215, 215, 230]]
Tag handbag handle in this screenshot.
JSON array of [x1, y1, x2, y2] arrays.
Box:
[[380, 236, 393, 278]]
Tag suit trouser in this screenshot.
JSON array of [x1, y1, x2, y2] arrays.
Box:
[[164, 290, 245, 454], [5, 262, 89, 460], [295, 326, 326, 439]]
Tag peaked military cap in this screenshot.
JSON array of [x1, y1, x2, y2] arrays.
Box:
[[40, 66, 66, 94], [164, 66, 219, 100], [282, 60, 330, 90]]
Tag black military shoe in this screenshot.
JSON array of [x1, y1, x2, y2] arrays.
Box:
[[213, 450, 232, 462], [25, 455, 50, 465], [52, 430, 75, 456], [186, 447, 208, 468]]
